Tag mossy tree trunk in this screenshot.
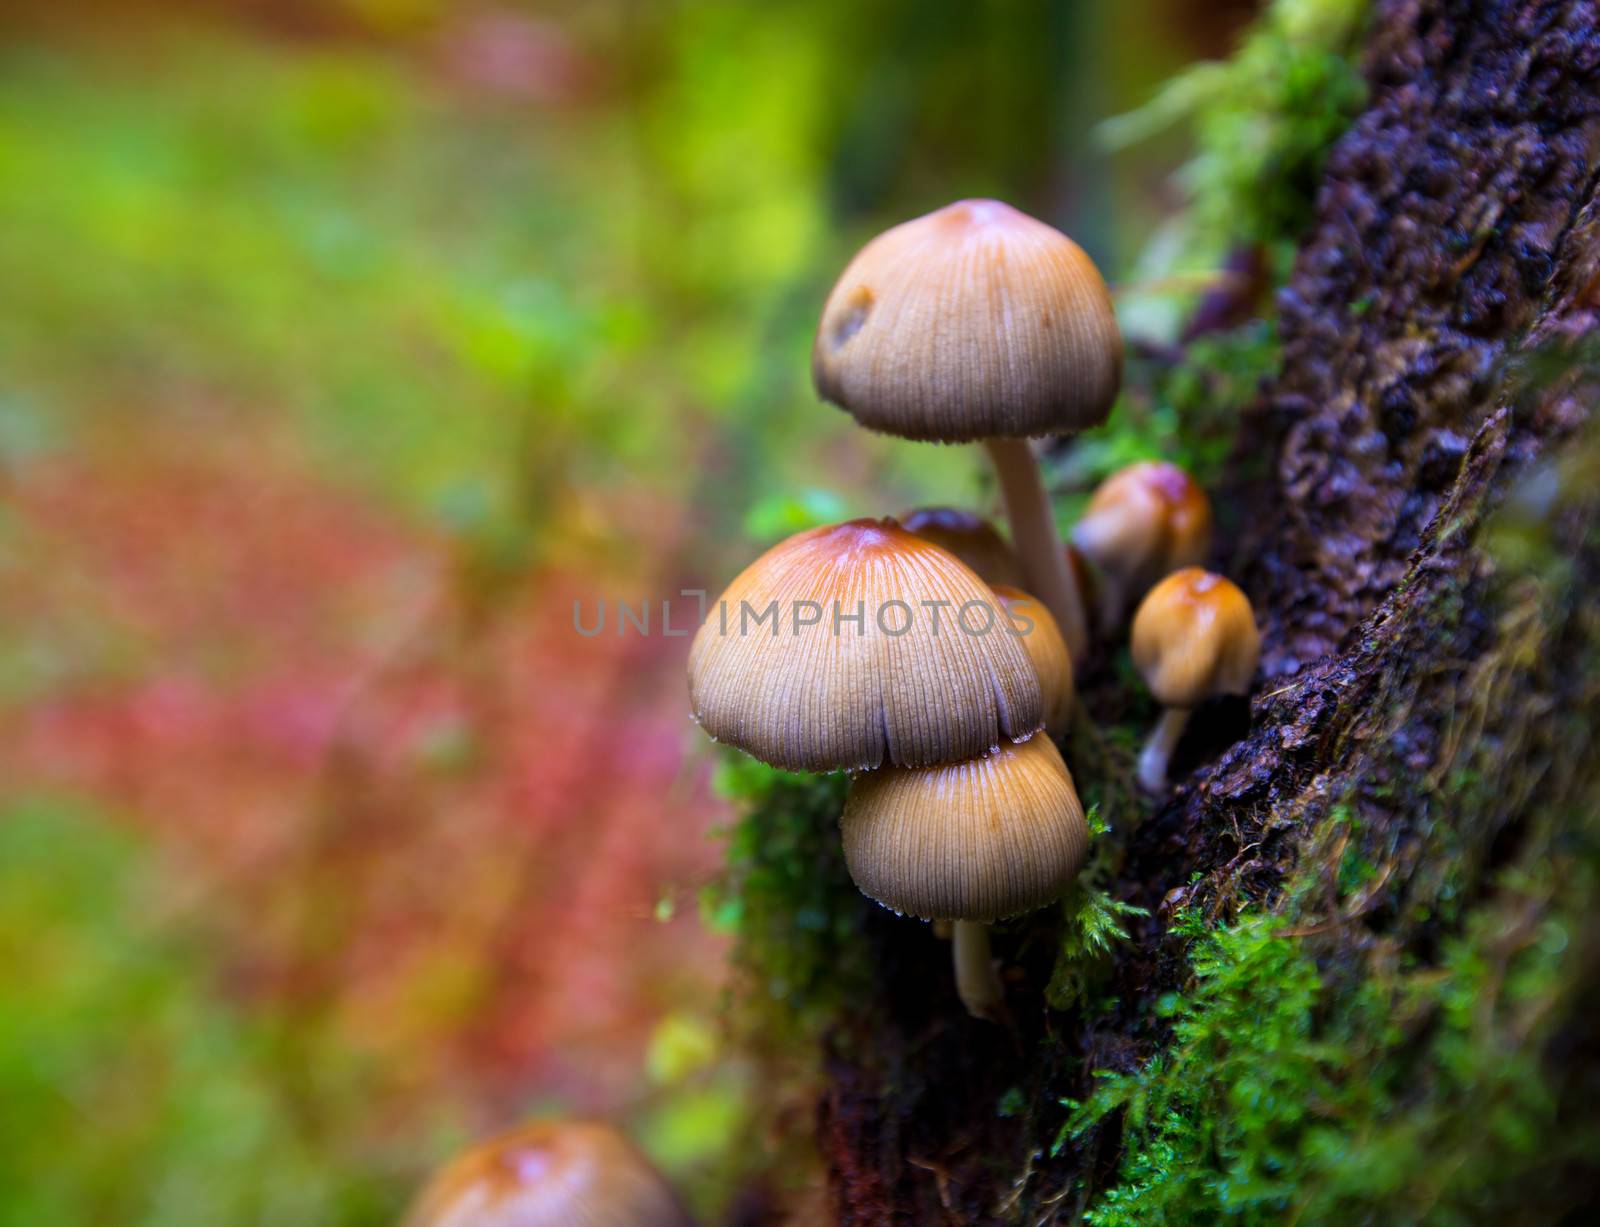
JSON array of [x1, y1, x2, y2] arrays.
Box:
[[809, 1, 1600, 1221]]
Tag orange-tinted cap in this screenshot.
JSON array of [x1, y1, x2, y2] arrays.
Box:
[[900, 506, 1026, 587], [1072, 461, 1212, 601], [1130, 567, 1260, 709], [991, 585, 1073, 735], [404, 1120, 693, 1227], [689, 519, 1043, 772]]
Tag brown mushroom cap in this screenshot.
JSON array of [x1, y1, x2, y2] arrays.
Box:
[[900, 506, 1027, 587], [991, 584, 1074, 735], [1072, 461, 1213, 596], [840, 735, 1088, 922], [404, 1120, 694, 1227], [1130, 567, 1260, 709], [813, 199, 1122, 442], [689, 518, 1044, 772]]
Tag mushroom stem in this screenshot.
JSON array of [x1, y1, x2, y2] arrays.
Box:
[[984, 438, 1089, 664], [1138, 707, 1192, 793], [952, 921, 1008, 1023]]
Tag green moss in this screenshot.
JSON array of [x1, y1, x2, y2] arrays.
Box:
[[1057, 421, 1600, 1222], [1068, 322, 1283, 514], [1101, 0, 1369, 276], [703, 755, 871, 1040], [1045, 881, 1148, 1013], [1063, 844, 1595, 1226]]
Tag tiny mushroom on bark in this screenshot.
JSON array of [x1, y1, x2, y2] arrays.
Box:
[[901, 506, 1027, 588], [992, 584, 1074, 736], [813, 199, 1122, 665], [688, 518, 1043, 772], [1072, 460, 1213, 632], [403, 1120, 694, 1227], [841, 735, 1089, 1021], [1130, 566, 1261, 794]]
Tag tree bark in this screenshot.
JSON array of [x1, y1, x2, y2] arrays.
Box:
[[813, 1, 1600, 1221]]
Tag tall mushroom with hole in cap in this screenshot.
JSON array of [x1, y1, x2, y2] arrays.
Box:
[[1072, 460, 1213, 632], [689, 517, 1043, 772], [403, 1119, 695, 1227], [1130, 566, 1261, 794], [841, 734, 1088, 1021], [813, 199, 1122, 665], [900, 506, 1027, 588]]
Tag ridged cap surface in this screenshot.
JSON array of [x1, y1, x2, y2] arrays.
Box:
[[1130, 567, 1260, 709], [404, 1120, 693, 1227], [840, 735, 1088, 922], [992, 585, 1074, 735], [689, 519, 1044, 772], [1073, 461, 1213, 595], [900, 506, 1026, 587], [813, 199, 1121, 442]]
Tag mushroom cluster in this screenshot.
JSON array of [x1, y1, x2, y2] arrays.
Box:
[[689, 198, 1266, 1023], [688, 515, 1087, 1019]]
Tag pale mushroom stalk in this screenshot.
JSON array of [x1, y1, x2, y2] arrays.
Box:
[[952, 920, 1008, 1023], [1137, 707, 1191, 794], [985, 438, 1090, 664]]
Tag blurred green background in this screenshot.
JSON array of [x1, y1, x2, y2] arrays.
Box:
[[0, 0, 1326, 1220]]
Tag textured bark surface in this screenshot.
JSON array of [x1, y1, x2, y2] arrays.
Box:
[[815, 1, 1600, 1221]]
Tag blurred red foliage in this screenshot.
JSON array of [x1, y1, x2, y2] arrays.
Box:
[[0, 415, 726, 1120]]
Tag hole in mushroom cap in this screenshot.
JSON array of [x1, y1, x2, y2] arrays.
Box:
[[829, 286, 874, 350]]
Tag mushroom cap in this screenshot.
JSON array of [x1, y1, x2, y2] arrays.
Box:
[[1130, 567, 1260, 709], [813, 199, 1122, 442], [900, 506, 1026, 587], [991, 584, 1074, 735], [840, 735, 1088, 922], [404, 1120, 693, 1227], [689, 518, 1044, 772], [1072, 461, 1213, 595]]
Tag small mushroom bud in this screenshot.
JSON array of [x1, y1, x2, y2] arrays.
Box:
[[689, 518, 1042, 772], [992, 584, 1074, 736], [841, 735, 1089, 1020], [403, 1120, 694, 1227], [1130, 567, 1260, 794], [1072, 461, 1213, 632], [814, 200, 1123, 664], [901, 506, 1026, 588]]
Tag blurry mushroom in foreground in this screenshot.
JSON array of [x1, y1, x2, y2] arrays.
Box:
[[687, 518, 1042, 772], [1072, 461, 1212, 632], [992, 584, 1074, 736], [841, 735, 1089, 1021], [814, 200, 1123, 664], [1130, 567, 1260, 794], [901, 506, 1027, 588], [403, 1120, 694, 1227]]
